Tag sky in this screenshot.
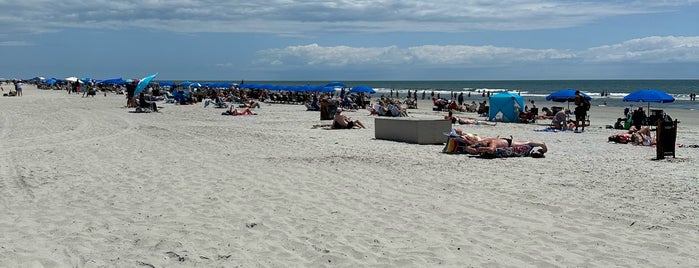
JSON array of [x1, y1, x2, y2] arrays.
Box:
[[1, 0, 699, 81]]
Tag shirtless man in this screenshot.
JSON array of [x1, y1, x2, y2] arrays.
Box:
[[332, 108, 366, 129]]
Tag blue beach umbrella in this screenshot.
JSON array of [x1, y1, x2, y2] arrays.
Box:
[[623, 88, 675, 112], [546, 89, 591, 102], [326, 81, 346, 88], [546, 89, 592, 114], [349, 85, 375, 94], [314, 86, 336, 93], [133, 73, 158, 97], [623, 89, 675, 103], [96, 77, 124, 85]]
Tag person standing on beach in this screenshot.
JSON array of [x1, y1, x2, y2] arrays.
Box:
[[573, 90, 589, 132], [126, 80, 137, 107], [14, 81, 22, 96], [457, 92, 464, 106]]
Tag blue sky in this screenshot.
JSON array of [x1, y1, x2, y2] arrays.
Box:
[[1, 0, 699, 81]]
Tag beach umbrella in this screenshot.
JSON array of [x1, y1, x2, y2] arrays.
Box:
[[301, 85, 317, 92], [96, 77, 124, 85], [65, 76, 79, 82], [133, 73, 158, 97], [546, 89, 591, 102], [45, 78, 57, 85], [326, 81, 346, 88], [314, 86, 336, 93], [623, 88, 675, 112], [623, 89, 675, 103], [158, 81, 175, 87], [349, 85, 375, 94], [546, 89, 592, 111]]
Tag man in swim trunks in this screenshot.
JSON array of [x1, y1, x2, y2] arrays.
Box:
[[332, 108, 366, 129]]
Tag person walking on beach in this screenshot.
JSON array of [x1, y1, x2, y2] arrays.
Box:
[[573, 90, 589, 132]]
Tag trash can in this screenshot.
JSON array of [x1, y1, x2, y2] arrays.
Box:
[[656, 118, 677, 159]]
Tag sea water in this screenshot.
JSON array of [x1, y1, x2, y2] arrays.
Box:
[[172, 79, 699, 110]]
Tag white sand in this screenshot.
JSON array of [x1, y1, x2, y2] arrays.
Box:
[[1, 83, 698, 267]]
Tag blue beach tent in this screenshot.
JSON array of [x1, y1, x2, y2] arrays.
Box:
[[488, 92, 524, 123]]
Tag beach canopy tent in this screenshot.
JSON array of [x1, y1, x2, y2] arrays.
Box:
[[488, 91, 524, 122]]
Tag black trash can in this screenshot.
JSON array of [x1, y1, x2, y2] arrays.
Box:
[[656, 118, 677, 159]]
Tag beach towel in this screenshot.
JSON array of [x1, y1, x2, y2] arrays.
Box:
[[481, 145, 534, 158]]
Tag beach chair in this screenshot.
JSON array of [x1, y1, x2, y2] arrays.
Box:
[[519, 107, 538, 123], [213, 96, 228, 108], [163, 94, 175, 103]]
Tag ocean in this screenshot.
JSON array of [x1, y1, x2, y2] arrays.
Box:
[[185, 79, 699, 110]]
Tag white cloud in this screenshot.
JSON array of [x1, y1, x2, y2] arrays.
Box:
[[0, 40, 33, 46], [256, 36, 699, 67], [583, 36, 699, 63], [0, 0, 696, 35]]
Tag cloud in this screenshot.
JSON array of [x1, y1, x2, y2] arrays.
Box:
[[1, 0, 696, 35], [256, 36, 699, 67], [583, 36, 699, 63], [0, 40, 33, 46]]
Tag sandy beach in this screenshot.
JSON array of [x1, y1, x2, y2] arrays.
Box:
[[1, 83, 698, 267]]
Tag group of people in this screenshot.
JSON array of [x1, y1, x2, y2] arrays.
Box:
[[608, 125, 656, 146], [545, 90, 590, 132], [368, 98, 410, 117]]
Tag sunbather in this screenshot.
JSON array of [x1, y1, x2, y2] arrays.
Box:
[[465, 135, 547, 156], [332, 108, 366, 129], [222, 107, 256, 116], [608, 125, 655, 145], [444, 111, 496, 126]]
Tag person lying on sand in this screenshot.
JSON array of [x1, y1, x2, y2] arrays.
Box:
[[444, 111, 497, 126], [608, 125, 655, 146], [222, 107, 256, 116], [456, 130, 547, 157]]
